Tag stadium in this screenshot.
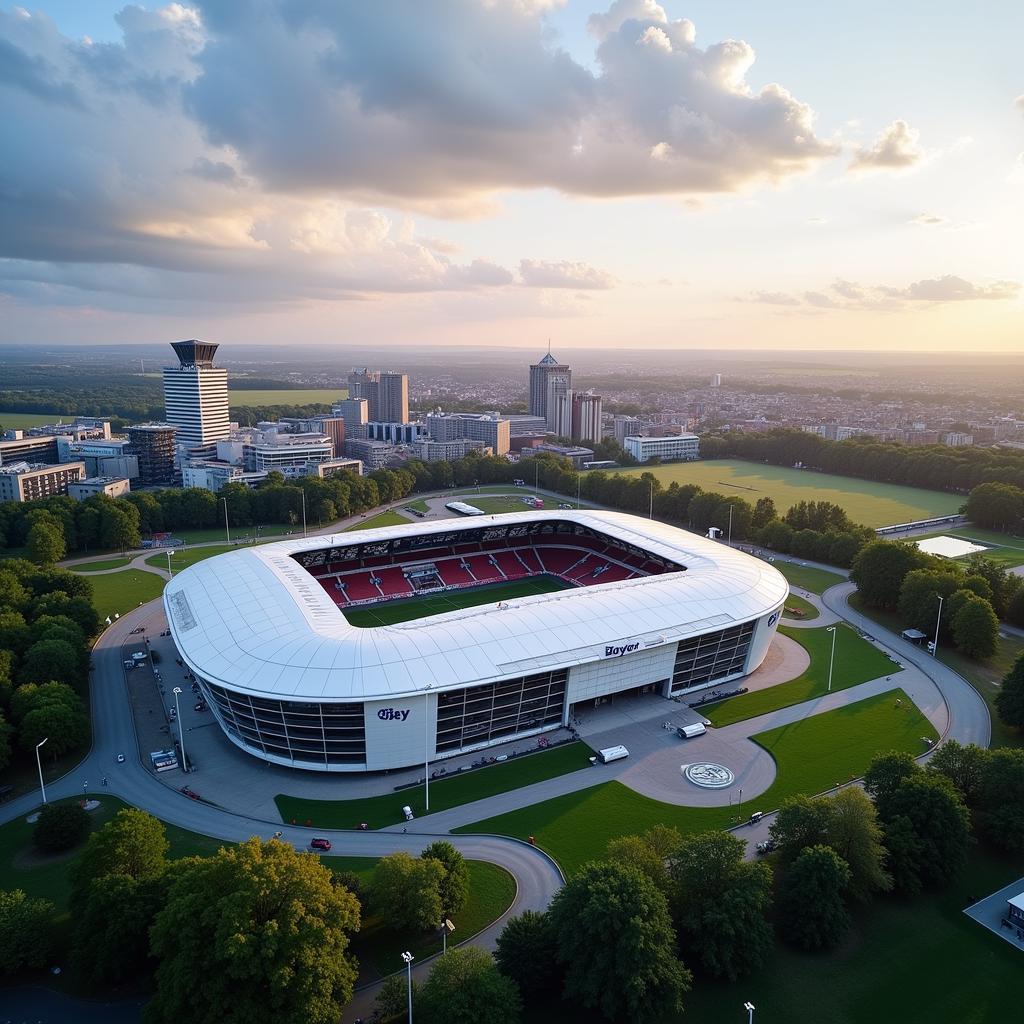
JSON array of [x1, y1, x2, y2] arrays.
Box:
[[164, 510, 789, 772]]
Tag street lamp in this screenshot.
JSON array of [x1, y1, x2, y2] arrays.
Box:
[[826, 625, 837, 692], [440, 918, 454, 954], [423, 683, 433, 811], [932, 594, 944, 657], [35, 737, 48, 805], [401, 951, 414, 1023], [222, 496, 231, 545], [727, 504, 734, 547], [648, 477, 654, 520], [300, 489, 308, 538], [576, 473, 581, 510], [744, 1001, 756, 1024], [173, 686, 187, 773], [83, 780, 89, 804], [166, 549, 175, 577]]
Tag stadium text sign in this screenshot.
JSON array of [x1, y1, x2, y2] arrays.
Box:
[[603, 641, 641, 659], [377, 708, 411, 722]]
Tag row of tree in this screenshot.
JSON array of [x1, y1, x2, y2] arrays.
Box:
[[0, 558, 96, 772], [700, 427, 1024, 493], [965, 481, 1024, 533]]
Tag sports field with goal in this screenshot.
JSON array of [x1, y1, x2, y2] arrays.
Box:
[[342, 576, 572, 626]]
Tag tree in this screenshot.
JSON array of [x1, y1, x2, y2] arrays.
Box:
[[950, 591, 999, 659], [826, 788, 892, 902], [146, 839, 360, 1024], [17, 637, 82, 687], [751, 497, 778, 529], [26, 520, 65, 565], [995, 652, 1024, 731], [927, 739, 990, 805], [778, 845, 852, 950], [9, 680, 81, 724], [19, 702, 89, 758], [418, 946, 521, 1024], [974, 748, 1024, 853], [1007, 587, 1024, 630], [70, 808, 168, 913], [965, 481, 1024, 532], [0, 889, 55, 975], [605, 824, 681, 896], [897, 569, 958, 635], [33, 800, 90, 853], [769, 795, 835, 864], [376, 972, 418, 1022], [851, 540, 933, 609], [494, 910, 560, 1002], [0, 712, 11, 772], [879, 775, 972, 895], [548, 861, 691, 1023], [371, 851, 445, 934], [864, 750, 921, 817], [421, 840, 469, 918], [669, 831, 773, 979]]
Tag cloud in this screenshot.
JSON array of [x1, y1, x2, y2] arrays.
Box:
[[909, 213, 948, 226], [803, 291, 839, 308], [883, 275, 1019, 302], [750, 291, 802, 306], [1015, 95, 1024, 114], [849, 119, 924, 174], [518, 259, 616, 289]]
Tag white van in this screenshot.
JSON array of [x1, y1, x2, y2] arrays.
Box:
[[678, 723, 707, 739], [596, 745, 629, 764]]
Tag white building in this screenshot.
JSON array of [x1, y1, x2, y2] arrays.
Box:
[[944, 432, 974, 447], [613, 416, 642, 445], [411, 437, 489, 462], [425, 412, 511, 456], [0, 461, 86, 502], [162, 340, 230, 454], [68, 476, 131, 500], [624, 434, 700, 463], [333, 398, 369, 441], [165, 510, 787, 772], [546, 375, 573, 436]]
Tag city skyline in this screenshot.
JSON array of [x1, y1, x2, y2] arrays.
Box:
[[1, 1, 1022, 352]]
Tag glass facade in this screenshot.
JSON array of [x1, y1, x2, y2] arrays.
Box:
[[670, 620, 756, 693], [436, 669, 567, 754], [201, 680, 366, 766]]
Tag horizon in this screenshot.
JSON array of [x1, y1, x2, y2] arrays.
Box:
[[1, 1, 1022, 351]]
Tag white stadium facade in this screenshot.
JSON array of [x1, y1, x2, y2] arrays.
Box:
[[164, 510, 789, 772]]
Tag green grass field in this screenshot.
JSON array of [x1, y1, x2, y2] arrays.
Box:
[[144, 543, 240, 572], [467, 495, 554, 514], [782, 593, 819, 620], [80, 566, 165, 618], [458, 688, 934, 874], [229, 388, 344, 406], [276, 741, 595, 829], [403, 498, 430, 513], [703, 624, 900, 727], [0, 411, 69, 429], [71, 556, 133, 572], [342, 576, 572, 627], [612, 459, 962, 528], [915, 526, 1024, 568], [772, 560, 847, 594], [345, 510, 413, 531]]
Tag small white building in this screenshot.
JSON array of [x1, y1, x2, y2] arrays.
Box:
[[624, 434, 700, 463], [68, 476, 131, 500]]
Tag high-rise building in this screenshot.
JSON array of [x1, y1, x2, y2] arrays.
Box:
[[347, 369, 380, 409], [529, 351, 571, 420], [378, 372, 409, 424], [613, 416, 642, 445], [546, 374, 573, 436], [126, 423, 178, 486], [334, 398, 370, 442], [571, 392, 603, 444], [162, 340, 229, 450]]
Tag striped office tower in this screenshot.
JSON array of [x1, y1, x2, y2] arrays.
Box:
[[162, 340, 230, 449]]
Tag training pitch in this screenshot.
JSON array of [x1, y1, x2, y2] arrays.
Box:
[[342, 576, 572, 626], [612, 459, 962, 528]]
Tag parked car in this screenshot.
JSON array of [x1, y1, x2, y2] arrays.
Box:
[[116, 753, 126, 763], [310, 837, 332, 851], [755, 839, 776, 855], [402, 805, 414, 822]]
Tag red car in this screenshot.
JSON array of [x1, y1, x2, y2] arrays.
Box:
[[310, 837, 332, 851]]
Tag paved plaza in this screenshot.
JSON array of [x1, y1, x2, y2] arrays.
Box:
[[964, 878, 1024, 951]]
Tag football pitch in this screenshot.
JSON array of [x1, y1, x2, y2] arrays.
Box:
[[342, 576, 572, 626], [612, 459, 961, 528]]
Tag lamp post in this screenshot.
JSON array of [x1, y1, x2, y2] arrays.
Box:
[[165, 549, 175, 577], [744, 1001, 756, 1024], [222, 497, 231, 545], [648, 477, 654, 519], [401, 951, 414, 1022], [173, 686, 187, 773], [826, 625, 837, 692], [534, 459, 539, 496], [35, 737, 48, 805], [423, 683, 433, 811], [932, 594, 943, 657], [83, 780, 89, 804], [301, 489, 307, 538], [728, 504, 734, 547], [576, 473, 581, 510]]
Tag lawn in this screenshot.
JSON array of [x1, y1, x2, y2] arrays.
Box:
[[229, 388, 345, 406], [458, 688, 935, 874], [80, 566, 165, 618], [674, 844, 1022, 1024], [345, 510, 414, 531], [0, 410, 67, 429], [403, 498, 429, 513], [468, 495, 554, 514], [914, 526, 1024, 568], [144, 543, 237, 572], [772, 560, 847, 594], [612, 459, 962, 528], [161, 523, 296, 544], [72, 556, 133, 572], [782, 593, 819, 621], [275, 740, 596, 829], [703, 624, 900, 727], [342, 576, 571, 627], [848, 594, 1024, 750]]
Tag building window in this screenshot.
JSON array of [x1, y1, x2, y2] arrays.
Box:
[[670, 620, 756, 693]]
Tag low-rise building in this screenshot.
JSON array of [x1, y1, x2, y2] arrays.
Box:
[[68, 476, 131, 500], [410, 437, 489, 462], [532, 443, 595, 468], [126, 423, 178, 487], [0, 434, 59, 467], [309, 458, 363, 479], [624, 434, 700, 463], [943, 432, 974, 447], [0, 461, 86, 501], [425, 412, 510, 456], [366, 421, 425, 445], [344, 438, 395, 470]]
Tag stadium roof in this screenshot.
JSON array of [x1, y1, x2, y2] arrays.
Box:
[[164, 510, 788, 702]]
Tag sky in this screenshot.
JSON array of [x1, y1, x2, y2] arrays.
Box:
[[0, 1, 1022, 352]]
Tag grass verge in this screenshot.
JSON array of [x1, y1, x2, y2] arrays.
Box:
[[144, 544, 238, 572], [703, 624, 899, 727], [345, 510, 414, 531], [772, 559, 847, 594], [71, 556, 133, 572], [275, 741, 595, 829], [80, 567, 165, 618], [782, 593, 819, 621], [457, 688, 935, 874]]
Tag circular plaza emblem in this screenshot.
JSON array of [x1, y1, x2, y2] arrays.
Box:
[[684, 762, 735, 789]]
